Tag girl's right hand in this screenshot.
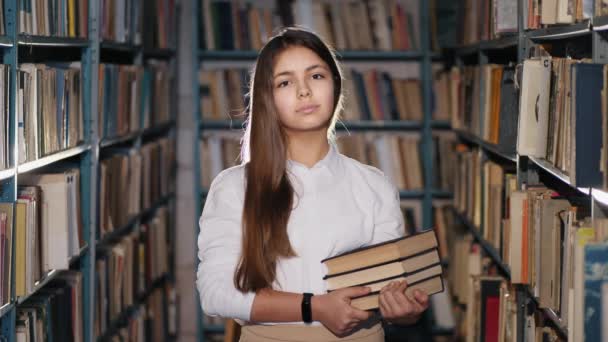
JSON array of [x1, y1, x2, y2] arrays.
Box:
[[311, 287, 373, 337]]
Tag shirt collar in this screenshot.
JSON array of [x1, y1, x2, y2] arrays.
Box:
[[286, 143, 341, 177]]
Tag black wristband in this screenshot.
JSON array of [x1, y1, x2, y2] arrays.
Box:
[[301, 293, 314, 323]]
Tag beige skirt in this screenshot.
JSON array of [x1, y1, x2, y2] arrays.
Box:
[[239, 323, 384, 342]]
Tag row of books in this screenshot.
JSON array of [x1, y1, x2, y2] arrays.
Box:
[[199, 66, 451, 123], [442, 57, 608, 191], [16, 0, 176, 48], [451, 143, 608, 340], [4, 138, 176, 339], [337, 133, 457, 192], [199, 0, 420, 52], [518, 57, 607, 189], [342, 68, 424, 122], [199, 132, 456, 193], [0, 65, 10, 171], [98, 285, 176, 342], [447, 234, 540, 341], [527, 0, 594, 29], [449, 208, 608, 341], [337, 133, 424, 191], [199, 0, 276, 51], [459, 0, 517, 45], [17, 63, 84, 164], [98, 61, 173, 141], [95, 206, 171, 338], [16, 271, 83, 342], [13, 169, 85, 301], [442, 65, 519, 155], [453, 147, 519, 277], [99, 138, 174, 238], [18, 0, 88, 38], [294, 0, 420, 52], [455, 0, 597, 43]]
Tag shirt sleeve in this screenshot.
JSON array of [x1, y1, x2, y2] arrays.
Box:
[[196, 173, 256, 321], [371, 174, 406, 244]]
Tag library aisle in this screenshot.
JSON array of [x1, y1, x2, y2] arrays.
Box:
[[0, 0, 606, 341]]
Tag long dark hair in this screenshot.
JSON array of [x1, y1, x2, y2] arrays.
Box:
[[235, 27, 344, 292]]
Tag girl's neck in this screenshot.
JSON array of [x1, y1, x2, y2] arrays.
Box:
[[286, 131, 330, 168]]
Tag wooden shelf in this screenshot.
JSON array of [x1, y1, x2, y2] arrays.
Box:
[[18, 35, 90, 47], [0, 302, 14, 319], [526, 21, 591, 41], [454, 130, 517, 163], [17, 145, 91, 174], [0, 168, 15, 181], [452, 35, 518, 56]]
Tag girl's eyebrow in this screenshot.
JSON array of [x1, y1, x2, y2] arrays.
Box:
[[273, 64, 328, 79]]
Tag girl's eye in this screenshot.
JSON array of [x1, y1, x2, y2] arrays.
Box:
[[277, 80, 290, 88], [312, 73, 325, 80]]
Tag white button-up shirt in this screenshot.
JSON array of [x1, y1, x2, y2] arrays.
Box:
[[196, 145, 404, 324]]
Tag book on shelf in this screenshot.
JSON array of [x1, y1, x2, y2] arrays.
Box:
[[143, 60, 173, 128], [0, 203, 14, 307], [100, 0, 142, 45], [433, 132, 457, 193], [17, 63, 84, 164], [433, 205, 454, 261], [0, 64, 9, 171], [322, 229, 444, 311], [432, 65, 452, 122], [143, 0, 176, 49], [453, 144, 483, 228], [517, 58, 552, 159], [18, 0, 88, 38], [139, 137, 175, 207]]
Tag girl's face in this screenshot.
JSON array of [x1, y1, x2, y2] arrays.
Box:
[[271, 46, 335, 135]]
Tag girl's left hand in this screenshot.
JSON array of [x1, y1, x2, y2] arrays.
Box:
[[378, 280, 429, 325]]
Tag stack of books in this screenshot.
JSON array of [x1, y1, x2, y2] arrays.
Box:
[[322, 230, 444, 310]]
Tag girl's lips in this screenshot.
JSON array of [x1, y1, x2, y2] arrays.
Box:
[[296, 104, 320, 114]]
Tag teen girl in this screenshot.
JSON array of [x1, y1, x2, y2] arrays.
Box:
[[197, 27, 429, 342]]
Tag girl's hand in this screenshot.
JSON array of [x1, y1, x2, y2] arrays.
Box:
[[312, 287, 373, 337], [378, 280, 429, 325]]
